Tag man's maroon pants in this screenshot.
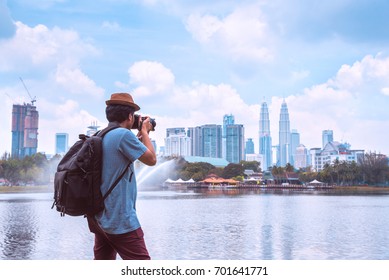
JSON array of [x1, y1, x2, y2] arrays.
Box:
[[87, 217, 150, 260]]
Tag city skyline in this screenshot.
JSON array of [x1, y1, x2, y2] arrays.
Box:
[[0, 98, 375, 164], [164, 115, 245, 164], [1, 1, 389, 156], [162, 103, 365, 168]]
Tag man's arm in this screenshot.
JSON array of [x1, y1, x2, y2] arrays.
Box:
[[137, 117, 157, 166]]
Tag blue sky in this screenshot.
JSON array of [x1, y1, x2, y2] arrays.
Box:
[[1, 0, 389, 156]]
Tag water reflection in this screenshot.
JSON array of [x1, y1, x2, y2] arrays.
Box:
[[1, 190, 389, 260], [261, 225, 273, 259], [1, 200, 37, 259]]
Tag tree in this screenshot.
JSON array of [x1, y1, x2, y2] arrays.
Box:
[[321, 163, 334, 184], [178, 161, 216, 181], [208, 167, 224, 178], [0, 153, 51, 186], [298, 168, 318, 184], [1, 159, 22, 186], [240, 160, 260, 172], [222, 163, 245, 179], [271, 165, 284, 180], [359, 152, 389, 185], [332, 159, 341, 185], [284, 163, 295, 173], [349, 161, 362, 185]]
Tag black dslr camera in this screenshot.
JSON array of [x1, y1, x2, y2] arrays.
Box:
[[132, 114, 156, 131]]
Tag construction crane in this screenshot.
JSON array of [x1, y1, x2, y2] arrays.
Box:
[[4, 92, 15, 103], [19, 77, 36, 106]]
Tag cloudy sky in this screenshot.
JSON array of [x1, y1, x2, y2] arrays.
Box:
[[1, 0, 389, 156]]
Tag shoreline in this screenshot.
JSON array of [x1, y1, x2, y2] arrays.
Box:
[[332, 185, 389, 191], [0, 185, 53, 193], [1, 184, 389, 194]]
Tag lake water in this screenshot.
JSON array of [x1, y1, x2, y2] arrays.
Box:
[[1, 188, 389, 260]]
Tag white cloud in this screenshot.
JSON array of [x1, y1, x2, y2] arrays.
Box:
[[134, 80, 260, 152], [127, 54, 389, 155], [0, 21, 98, 71], [185, 4, 274, 63], [101, 20, 121, 31], [329, 54, 389, 91], [290, 70, 310, 83], [185, 14, 222, 44], [37, 98, 105, 154], [128, 61, 175, 97], [382, 88, 389, 96], [268, 54, 389, 153], [55, 64, 105, 98], [0, 20, 106, 154]]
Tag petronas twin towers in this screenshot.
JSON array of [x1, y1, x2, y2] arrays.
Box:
[[259, 100, 291, 170]]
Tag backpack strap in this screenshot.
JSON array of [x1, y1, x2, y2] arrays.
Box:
[[95, 122, 121, 137], [102, 160, 132, 201], [97, 122, 133, 201]]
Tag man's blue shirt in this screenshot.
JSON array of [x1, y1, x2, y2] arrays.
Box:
[[96, 127, 147, 234]]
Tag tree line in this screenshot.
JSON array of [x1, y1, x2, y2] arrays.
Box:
[[174, 152, 389, 186], [1, 151, 388, 187], [174, 157, 260, 182], [297, 152, 389, 186], [0, 153, 61, 186]]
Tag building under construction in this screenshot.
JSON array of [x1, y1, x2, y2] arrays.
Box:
[[11, 103, 39, 159]]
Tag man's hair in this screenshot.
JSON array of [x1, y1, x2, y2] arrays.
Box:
[[106, 104, 135, 122]]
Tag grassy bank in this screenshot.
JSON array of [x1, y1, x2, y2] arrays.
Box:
[[0, 185, 52, 193]]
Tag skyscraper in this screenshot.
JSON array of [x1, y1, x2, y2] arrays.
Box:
[[164, 128, 191, 157], [201, 124, 222, 158], [259, 101, 272, 170], [55, 133, 69, 155], [222, 114, 235, 159], [86, 121, 100, 136], [322, 130, 334, 149], [11, 103, 39, 159], [187, 124, 222, 158], [225, 124, 245, 163], [294, 144, 308, 169], [245, 138, 255, 155], [278, 100, 291, 167], [166, 127, 186, 137], [187, 127, 201, 156], [290, 129, 300, 166]]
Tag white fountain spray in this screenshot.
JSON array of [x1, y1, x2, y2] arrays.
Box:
[[136, 159, 177, 190]]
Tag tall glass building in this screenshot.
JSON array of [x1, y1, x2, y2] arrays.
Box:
[[188, 125, 222, 158], [164, 130, 191, 157], [245, 138, 255, 155], [11, 103, 39, 159], [86, 121, 100, 136], [187, 127, 200, 156], [278, 100, 291, 167], [295, 144, 308, 169], [290, 129, 300, 166], [202, 124, 222, 158], [225, 124, 245, 163], [222, 114, 235, 159], [259, 101, 272, 170], [55, 133, 69, 155], [322, 130, 334, 149]]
